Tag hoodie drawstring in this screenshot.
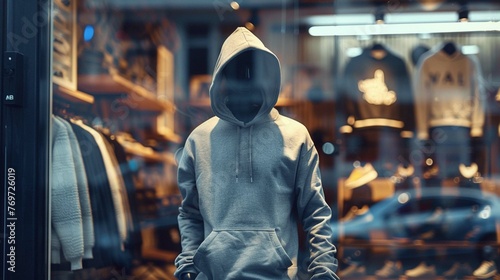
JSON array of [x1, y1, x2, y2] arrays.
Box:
[[249, 125, 254, 183], [235, 125, 254, 183], [236, 126, 240, 183]]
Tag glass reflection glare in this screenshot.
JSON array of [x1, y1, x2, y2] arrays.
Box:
[[479, 205, 491, 219], [398, 193, 410, 204]]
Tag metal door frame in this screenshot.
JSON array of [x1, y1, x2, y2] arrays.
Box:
[[1, 0, 52, 279]]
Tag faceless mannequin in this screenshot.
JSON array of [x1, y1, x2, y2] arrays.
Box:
[[220, 50, 265, 123]]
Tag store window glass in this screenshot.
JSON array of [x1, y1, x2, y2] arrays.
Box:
[[49, 0, 500, 279]]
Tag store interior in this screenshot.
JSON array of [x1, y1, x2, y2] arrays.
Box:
[[50, 0, 500, 279]]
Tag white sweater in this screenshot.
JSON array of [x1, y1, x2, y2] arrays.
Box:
[[51, 116, 84, 270], [57, 116, 95, 259], [413, 43, 485, 139]]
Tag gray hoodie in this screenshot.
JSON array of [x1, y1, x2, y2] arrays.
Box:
[[174, 27, 339, 280]]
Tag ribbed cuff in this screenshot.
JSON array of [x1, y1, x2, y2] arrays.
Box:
[[471, 128, 483, 137], [83, 247, 93, 259], [70, 258, 83, 271], [51, 249, 61, 264]]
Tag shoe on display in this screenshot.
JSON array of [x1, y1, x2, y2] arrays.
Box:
[[397, 164, 415, 177], [375, 260, 403, 278], [338, 264, 366, 278], [459, 162, 478, 178], [340, 206, 358, 222], [422, 164, 439, 179], [473, 260, 497, 279], [442, 262, 472, 279], [345, 163, 378, 189], [341, 205, 370, 222], [404, 262, 436, 278]]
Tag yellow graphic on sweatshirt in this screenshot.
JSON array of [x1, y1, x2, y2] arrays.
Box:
[[358, 69, 397, 105]]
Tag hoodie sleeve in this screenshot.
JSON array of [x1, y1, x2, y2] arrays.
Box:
[[295, 137, 340, 280], [174, 139, 203, 277]]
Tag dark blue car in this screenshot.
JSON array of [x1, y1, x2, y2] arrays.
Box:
[[332, 187, 500, 243]]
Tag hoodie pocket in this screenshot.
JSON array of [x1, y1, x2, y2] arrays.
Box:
[[193, 229, 293, 279]]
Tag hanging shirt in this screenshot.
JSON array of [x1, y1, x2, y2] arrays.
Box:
[[413, 43, 485, 140], [338, 46, 414, 134]]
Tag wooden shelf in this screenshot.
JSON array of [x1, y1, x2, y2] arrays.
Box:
[[54, 84, 94, 104], [154, 128, 182, 144], [124, 145, 176, 165], [78, 73, 175, 112]]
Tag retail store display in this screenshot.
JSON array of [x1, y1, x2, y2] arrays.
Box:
[[474, 260, 498, 279], [414, 41, 485, 178], [344, 163, 378, 189], [51, 116, 93, 271], [49, 2, 182, 279], [338, 42, 415, 182]]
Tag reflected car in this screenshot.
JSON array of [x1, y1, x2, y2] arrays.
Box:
[[332, 187, 500, 244]]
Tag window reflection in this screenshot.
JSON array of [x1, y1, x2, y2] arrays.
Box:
[[50, 0, 500, 279]]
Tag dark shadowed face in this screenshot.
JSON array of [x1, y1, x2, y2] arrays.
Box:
[[220, 50, 265, 123]]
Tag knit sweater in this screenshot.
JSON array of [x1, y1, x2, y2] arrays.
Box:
[[57, 116, 95, 259], [51, 116, 84, 270]]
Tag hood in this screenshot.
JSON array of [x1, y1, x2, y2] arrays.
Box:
[[210, 27, 281, 127]]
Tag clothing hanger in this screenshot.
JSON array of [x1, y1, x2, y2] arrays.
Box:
[[442, 41, 457, 55], [53, 95, 94, 124], [369, 42, 387, 60], [370, 42, 385, 51]]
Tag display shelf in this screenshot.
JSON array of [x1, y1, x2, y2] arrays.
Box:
[[54, 84, 94, 104], [78, 73, 175, 112], [154, 129, 182, 144], [124, 145, 176, 165]]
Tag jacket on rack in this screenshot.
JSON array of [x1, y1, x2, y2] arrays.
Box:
[[70, 121, 126, 268], [174, 27, 339, 280]]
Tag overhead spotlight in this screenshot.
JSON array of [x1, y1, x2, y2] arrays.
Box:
[[418, 0, 445, 11], [245, 22, 255, 31], [245, 10, 259, 31], [375, 8, 385, 24], [458, 5, 469, 22], [230, 1, 240, 10]]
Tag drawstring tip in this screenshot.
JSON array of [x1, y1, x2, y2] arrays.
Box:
[[236, 177, 239, 183], [250, 177, 253, 183]]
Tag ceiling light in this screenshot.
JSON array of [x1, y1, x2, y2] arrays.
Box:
[[303, 14, 375, 26], [375, 7, 385, 24], [304, 11, 499, 26], [417, 0, 445, 11], [309, 22, 500, 36], [458, 5, 469, 22], [384, 12, 458, 24]]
